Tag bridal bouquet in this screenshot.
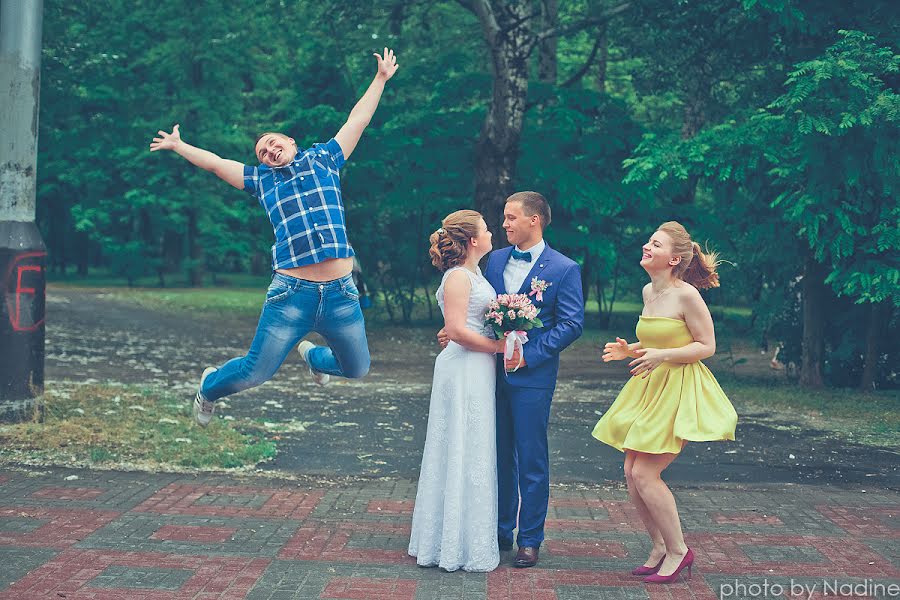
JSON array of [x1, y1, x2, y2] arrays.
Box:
[[485, 294, 543, 372]]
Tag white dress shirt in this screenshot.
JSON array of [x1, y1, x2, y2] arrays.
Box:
[[503, 239, 545, 294]]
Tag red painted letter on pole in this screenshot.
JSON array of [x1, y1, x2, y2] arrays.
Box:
[[5, 252, 46, 332]]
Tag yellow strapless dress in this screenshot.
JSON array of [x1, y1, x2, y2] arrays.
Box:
[[591, 316, 737, 455]]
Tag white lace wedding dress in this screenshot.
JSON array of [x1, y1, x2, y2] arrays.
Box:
[[408, 266, 499, 572]]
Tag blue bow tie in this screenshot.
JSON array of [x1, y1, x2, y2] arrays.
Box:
[[511, 248, 532, 262]]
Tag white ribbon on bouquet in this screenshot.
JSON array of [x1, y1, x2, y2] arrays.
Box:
[[504, 330, 529, 372]]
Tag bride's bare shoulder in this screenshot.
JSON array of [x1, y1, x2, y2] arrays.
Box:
[[443, 268, 473, 289]]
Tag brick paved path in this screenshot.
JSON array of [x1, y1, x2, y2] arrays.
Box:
[[0, 466, 897, 599]]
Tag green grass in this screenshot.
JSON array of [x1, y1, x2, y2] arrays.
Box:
[[50, 270, 272, 318], [0, 384, 276, 470], [45, 283, 895, 452], [79, 285, 753, 331], [52, 272, 755, 328], [48, 268, 270, 289], [105, 288, 268, 318], [583, 299, 752, 321], [719, 376, 900, 448]]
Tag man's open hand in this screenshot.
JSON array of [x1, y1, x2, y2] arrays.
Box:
[[150, 124, 182, 152], [374, 48, 399, 81], [505, 347, 526, 371]]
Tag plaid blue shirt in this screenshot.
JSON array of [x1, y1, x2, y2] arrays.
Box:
[[244, 138, 354, 269]]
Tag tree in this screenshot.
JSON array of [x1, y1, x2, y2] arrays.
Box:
[[624, 31, 900, 388], [456, 0, 631, 236]]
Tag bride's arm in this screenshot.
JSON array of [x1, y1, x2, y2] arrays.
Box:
[[442, 271, 506, 354]]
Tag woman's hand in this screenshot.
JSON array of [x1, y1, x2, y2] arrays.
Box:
[[629, 348, 667, 378], [602, 337, 631, 362]]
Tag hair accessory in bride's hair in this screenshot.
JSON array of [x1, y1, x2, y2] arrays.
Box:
[[436, 228, 445, 235]]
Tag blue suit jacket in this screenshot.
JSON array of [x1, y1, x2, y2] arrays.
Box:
[[484, 243, 585, 389]]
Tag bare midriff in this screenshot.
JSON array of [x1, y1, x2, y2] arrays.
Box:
[[275, 257, 354, 282]]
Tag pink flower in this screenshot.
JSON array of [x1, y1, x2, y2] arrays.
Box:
[[529, 278, 552, 302], [485, 292, 542, 334]]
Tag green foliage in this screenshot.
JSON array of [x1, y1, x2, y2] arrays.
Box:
[[623, 29, 900, 387], [625, 31, 900, 307], [768, 31, 900, 305], [35, 1, 899, 387], [518, 82, 652, 323]]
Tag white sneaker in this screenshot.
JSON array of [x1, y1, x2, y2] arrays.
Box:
[[297, 341, 330, 386], [192, 367, 218, 427]]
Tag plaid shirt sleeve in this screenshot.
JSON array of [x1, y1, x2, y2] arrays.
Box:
[[323, 138, 346, 170], [243, 164, 261, 197]]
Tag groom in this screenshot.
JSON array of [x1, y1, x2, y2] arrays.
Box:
[[440, 191, 584, 567]]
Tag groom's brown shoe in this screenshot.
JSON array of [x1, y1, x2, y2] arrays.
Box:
[[514, 546, 539, 568]]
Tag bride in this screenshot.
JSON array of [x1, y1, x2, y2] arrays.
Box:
[[408, 209, 505, 572]]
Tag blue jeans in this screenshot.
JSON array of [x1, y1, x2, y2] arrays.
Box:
[[201, 273, 370, 401]]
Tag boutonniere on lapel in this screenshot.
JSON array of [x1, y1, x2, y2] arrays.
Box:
[[529, 277, 552, 302]]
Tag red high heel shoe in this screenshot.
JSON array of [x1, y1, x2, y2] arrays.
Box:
[[643, 548, 693, 584], [631, 556, 665, 576]]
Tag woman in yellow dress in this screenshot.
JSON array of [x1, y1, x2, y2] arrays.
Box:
[[592, 221, 737, 584]]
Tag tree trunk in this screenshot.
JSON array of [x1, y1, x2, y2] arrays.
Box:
[[186, 45, 205, 288], [681, 91, 706, 140], [157, 232, 168, 286], [76, 230, 89, 276], [538, 0, 558, 83], [381, 288, 396, 322], [186, 208, 203, 287], [471, 2, 533, 239], [424, 284, 434, 321], [465, 0, 629, 233], [388, 2, 405, 36], [859, 302, 888, 391], [672, 82, 709, 205], [163, 231, 181, 274], [537, 0, 560, 208], [596, 255, 619, 329], [250, 253, 266, 276], [596, 26, 609, 93], [799, 255, 827, 388], [48, 198, 67, 274], [858, 194, 886, 391], [404, 283, 416, 322], [581, 250, 592, 309]]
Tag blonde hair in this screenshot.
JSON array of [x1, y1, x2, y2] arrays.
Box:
[[656, 221, 721, 289], [429, 210, 484, 272]]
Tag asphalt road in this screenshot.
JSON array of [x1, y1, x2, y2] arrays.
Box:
[[44, 287, 899, 488]]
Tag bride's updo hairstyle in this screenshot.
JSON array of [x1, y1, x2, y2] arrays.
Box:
[[656, 221, 721, 289], [429, 210, 484, 272]]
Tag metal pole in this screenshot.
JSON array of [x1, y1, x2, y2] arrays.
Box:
[[0, 0, 46, 418]]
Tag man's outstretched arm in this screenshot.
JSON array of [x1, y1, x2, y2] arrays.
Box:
[[334, 48, 399, 161], [150, 124, 245, 190]]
